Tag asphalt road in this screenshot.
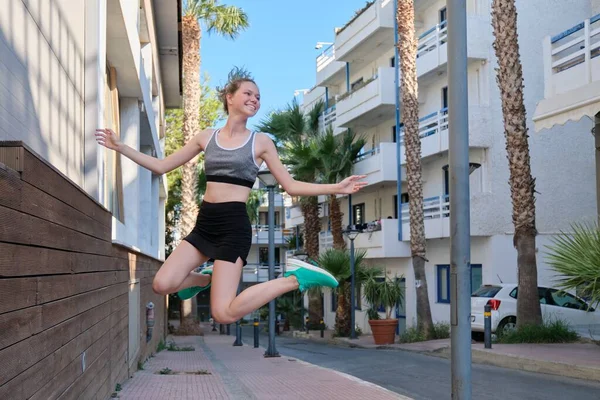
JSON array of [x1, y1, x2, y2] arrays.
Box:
[[238, 326, 600, 399]]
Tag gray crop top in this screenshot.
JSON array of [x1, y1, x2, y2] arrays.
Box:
[[204, 129, 261, 188]]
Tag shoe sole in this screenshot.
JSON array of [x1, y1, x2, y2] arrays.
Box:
[[286, 258, 338, 283]]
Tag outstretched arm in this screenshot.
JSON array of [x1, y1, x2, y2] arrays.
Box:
[[95, 128, 204, 175], [257, 133, 367, 196]]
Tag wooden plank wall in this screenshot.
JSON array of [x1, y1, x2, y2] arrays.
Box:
[[0, 143, 166, 400]]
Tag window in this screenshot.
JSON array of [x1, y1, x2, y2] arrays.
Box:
[[439, 7, 447, 24], [393, 195, 398, 219], [259, 247, 280, 265], [331, 290, 337, 312], [442, 86, 448, 110], [351, 77, 364, 90], [443, 167, 450, 197], [390, 56, 395, 67], [437, 265, 451, 303], [103, 65, 125, 222], [437, 264, 483, 303], [259, 211, 280, 226], [352, 203, 365, 225], [392, 125, 397, 143]]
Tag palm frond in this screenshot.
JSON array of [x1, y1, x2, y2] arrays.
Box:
[[184, 0, 249, 39], [545, 222, 600, 308]]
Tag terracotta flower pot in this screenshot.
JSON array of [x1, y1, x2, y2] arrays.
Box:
[[368, 319, 398, 345]]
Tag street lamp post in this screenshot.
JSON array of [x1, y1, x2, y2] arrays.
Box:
[[448, 1, 472, 398], [343, 224, 363, 340], [258, 169, 280, 358]]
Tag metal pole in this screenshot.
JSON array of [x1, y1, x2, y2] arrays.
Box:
[[448, 0, 472, 398], [253, 317, 260, 348], [394, 0, 403, 242], [264, 185, 280, 357], [484, 304, 492, 349], [350, 237, 356, 339], [233, 279, 243, 346]]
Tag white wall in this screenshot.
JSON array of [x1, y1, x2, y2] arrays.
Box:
[[0, 0, 86, 186]]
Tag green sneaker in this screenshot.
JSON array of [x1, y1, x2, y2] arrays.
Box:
[[177, 267, 213, 300], [284, 258, 338, 292]]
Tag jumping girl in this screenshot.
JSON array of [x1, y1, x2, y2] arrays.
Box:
[[95, 73, 367, 325]]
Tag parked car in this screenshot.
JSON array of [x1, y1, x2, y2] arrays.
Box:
[[470, 284, 598, 335]]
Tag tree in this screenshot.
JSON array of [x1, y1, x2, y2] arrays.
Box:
[[492, 0, 542, 327], [257, 100, 323, 323], [179, 1, 248, 330], [397, 0, 434, 336], [315, 128, 365, 250], [317, 248, 382, 336], [164, 74, 222, 329]]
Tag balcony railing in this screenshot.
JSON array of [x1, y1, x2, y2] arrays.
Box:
[[353, 146, 380, 163], [316, 44, 336, 72], [401, 195, 450, 223], [319, 231, 334, 254], [242, 263, 284, 282], [417, 21, 448, 59], [319, 105, 337, 130], [400, 108, 449, 143], [549, 14, 600, 75]]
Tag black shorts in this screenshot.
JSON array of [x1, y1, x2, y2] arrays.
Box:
[[183, 200, 252, 266]]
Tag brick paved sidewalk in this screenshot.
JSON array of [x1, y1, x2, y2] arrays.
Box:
[[118, 331, 407, 399]]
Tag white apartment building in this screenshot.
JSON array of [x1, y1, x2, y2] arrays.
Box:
[[288, 0, 597, 334], [0, 0, 181, 260]]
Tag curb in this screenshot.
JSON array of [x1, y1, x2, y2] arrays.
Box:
[[430, 347, 600, 383]]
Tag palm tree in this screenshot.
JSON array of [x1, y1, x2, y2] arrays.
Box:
[[257, 100, 324, 323], [491, 0, 542, 327], [397, 0, 434, 336], [546, 222, 600, 309], [318, 248, 382, 336], [315, 128, 366, 250], [179, 0, 248, 330]]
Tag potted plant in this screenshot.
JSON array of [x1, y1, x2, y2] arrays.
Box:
[[364, 275, 404, 345]]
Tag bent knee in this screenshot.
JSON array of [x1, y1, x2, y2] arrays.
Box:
[[211, 309, 236, 324], [152, 277, 176, 296]]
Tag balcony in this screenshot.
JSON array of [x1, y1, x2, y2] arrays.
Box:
[[242, 263, 284, 283], [416, 17, 489, 83], [533, 14, 600, 132], [336, 67, 396, 129], [334, 0, 395, 68], [251, 225, 293, 245], [354, 219, 410, 258], [353, 142, 407, 187], [399, 106, 491, 164], [401, 195, 450, 240], [315, 44, 346, 87]]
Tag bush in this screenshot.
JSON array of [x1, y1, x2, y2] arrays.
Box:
[[398, 322, 450, 343], [497, 320, 579, 344]]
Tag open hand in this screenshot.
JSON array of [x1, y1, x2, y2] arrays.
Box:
[[337, 175, 368, 194], [95, 128, 121, 151]]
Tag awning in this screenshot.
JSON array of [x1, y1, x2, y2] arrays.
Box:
[[533, 79, 600, 132]]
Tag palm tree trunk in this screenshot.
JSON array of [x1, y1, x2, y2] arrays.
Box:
[[301, 196, 323, 324], [179, 15, 201, 330], [329, 195, 346, 250], [397, 0, 434, 337], [491, 0, 542, 327], [335, 282, 351, 336]]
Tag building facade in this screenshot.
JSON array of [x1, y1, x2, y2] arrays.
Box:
[[287, 0, 597, 334]]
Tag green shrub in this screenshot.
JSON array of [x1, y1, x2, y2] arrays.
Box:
[[497, 320, 579, 344]]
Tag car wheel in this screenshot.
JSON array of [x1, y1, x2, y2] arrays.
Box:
[[497, 317, 517, 336]]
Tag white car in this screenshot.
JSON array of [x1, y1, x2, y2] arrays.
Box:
[[470, 284, 599, 336]]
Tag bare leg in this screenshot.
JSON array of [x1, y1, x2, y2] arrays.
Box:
[[153, 241, 210, 295], [210, 258, 299, 324]]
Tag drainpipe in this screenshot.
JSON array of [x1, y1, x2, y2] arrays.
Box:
[[325, 87, 329, 110], [394, 0, 403, 241], [596, 113, 600, 222]]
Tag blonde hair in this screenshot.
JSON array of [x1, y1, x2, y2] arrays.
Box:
[[216, 67, 256, 115]]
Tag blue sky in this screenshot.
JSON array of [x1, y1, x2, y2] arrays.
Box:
[[200, 0, 368, 129]]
